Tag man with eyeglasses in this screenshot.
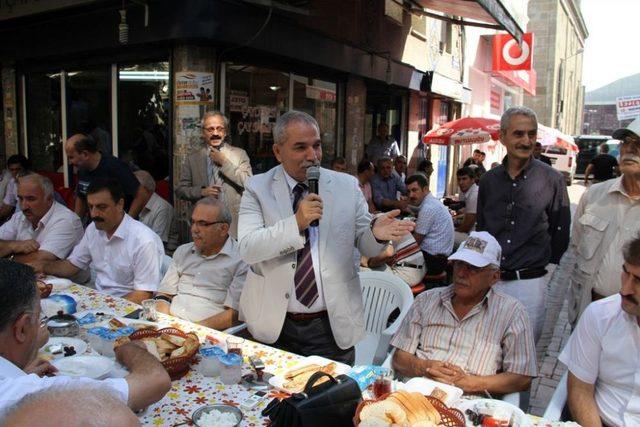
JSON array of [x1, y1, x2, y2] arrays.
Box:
[[155, 197, 248, 330], [28, 179, 164, 304], [476, 106, 571, 342], [560, 234, 640, 426], [568, 118, 640, 327], [176, 111, 252, 239], [0, 259, 171, 417], [391, 231, 536, 396]]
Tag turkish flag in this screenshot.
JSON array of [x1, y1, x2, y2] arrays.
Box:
[[492, 33, 534, 71]]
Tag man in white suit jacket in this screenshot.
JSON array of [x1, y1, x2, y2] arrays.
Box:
[[175, 111, 252, 239], [238, 111, 414, 364]]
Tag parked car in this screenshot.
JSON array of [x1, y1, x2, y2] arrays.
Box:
[[574, 135, 612, 176], [543, 145, 577, 186]]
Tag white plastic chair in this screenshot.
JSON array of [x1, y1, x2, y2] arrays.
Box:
[[356, 271, 414, 366], [543, 371, 568, 421]]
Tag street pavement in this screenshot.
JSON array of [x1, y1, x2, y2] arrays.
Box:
[[528, 181, 587, 416]]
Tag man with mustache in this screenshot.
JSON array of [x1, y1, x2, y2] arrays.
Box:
[[568, 118, 640, 326], [476, 106, 571, 342], [0, 174, 82, 264], [30, 179, 164, 304], [237, 110, 414, 364], [176, 111, 252, 239], [155, 197, 248, 330], [391, 232, 536, 395], [559, 234, 640, 426]]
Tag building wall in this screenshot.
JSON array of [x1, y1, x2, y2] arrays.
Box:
[[582, 104, 633, 136], [524, 0, 587, 134]]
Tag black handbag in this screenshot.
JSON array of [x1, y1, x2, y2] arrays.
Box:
[[262, 371, 362, 427]]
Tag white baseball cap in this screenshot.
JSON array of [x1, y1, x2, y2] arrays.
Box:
[[448, 231, 502, 268], [612, 117, 640, 141]]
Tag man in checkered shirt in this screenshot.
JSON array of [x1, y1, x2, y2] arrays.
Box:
[[390, 231, 537, 396]]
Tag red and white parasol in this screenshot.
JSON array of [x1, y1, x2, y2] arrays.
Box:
[[537, 124, 578, 152], [422, 117, 501, 146]]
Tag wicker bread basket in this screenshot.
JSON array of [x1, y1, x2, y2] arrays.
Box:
[[128, 327, 200, 380], [353, 393, 465, 427]]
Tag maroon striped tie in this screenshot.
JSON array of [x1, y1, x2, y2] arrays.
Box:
[[292, 183, 319, 308]]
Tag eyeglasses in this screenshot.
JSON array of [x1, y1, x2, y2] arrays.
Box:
[[191, 220, 227, 228], [204, 126, 225, 133], [452, 261, 495, 274]]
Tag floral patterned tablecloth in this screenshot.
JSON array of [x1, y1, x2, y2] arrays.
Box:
[[64, 285, 301, 426]]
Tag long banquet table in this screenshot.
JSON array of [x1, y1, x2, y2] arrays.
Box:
[[60, 284, 303, 426]]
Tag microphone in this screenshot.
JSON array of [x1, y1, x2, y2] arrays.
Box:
[[306, 164, 320, 227]]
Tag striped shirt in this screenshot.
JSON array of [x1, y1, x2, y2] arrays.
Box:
[[390, 285, 537, 377]]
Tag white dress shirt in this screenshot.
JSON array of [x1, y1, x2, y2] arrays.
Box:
[[0, 201, 83, 259], [0, 356, 128, 417], [68, 214, 164, 297], [283, 171, 326, 313], [158, 239, 248, 322], [559, 294, 640, 426], [139, 192, 174, 243], [2, 178, 17, 208]]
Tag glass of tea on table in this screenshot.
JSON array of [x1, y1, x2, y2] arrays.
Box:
[[226, 336, 244, 357], [372, 368, 393, 398]]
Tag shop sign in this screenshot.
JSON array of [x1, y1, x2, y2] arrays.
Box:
[[492, 32, 534, 71], [174, 72, 214, 105], [616, 95, 640, 121], [430, 72, 463, 101], [305, 85, 336, 103], [493, 68, 536, 96], [490, 87, 502, 115], [229, 91, 249, 112]]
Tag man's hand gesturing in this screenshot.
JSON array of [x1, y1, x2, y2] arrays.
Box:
[[295, 194, 323, 232]]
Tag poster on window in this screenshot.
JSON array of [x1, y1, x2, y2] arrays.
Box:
[[175, 72, 214, 105]]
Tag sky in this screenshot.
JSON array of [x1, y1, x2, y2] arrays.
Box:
[[581, 0, 640, 91]]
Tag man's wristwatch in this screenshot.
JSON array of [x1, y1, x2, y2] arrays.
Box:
[[153, 295, 172, 303]]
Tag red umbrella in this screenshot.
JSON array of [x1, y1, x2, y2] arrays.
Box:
[[422, 117, 501, 146]]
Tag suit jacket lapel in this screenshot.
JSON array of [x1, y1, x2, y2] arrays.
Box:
[[272, 166, 292, 220], [318, 168, 333, 260]]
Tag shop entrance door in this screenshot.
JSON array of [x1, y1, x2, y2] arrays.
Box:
[[364, 86, 407, 158]]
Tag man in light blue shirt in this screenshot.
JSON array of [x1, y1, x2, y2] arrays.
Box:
[[407, 174, 454, 276], [370, 157, 408, 212]]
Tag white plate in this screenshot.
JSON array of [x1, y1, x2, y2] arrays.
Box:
[[53, 355, 115, 379], [455, 398, 531, 427], [397, 377, 463, 407], [43, 276, 73, 290], [269, 355, 351, 394], [40, 337, 88, 359]]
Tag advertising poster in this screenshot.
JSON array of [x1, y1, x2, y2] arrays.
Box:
[[616, 95, 640, 121], [175, 72, 214, 105]]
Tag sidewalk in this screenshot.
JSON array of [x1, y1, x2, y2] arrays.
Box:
[[528, 249, 575, 416]]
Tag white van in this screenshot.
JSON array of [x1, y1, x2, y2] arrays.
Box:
[[543, 145, 577, 186]]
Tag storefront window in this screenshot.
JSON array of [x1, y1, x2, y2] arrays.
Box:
[[292, 75, 337, 164], [225, 64, 289, 174], [365, 89, 406, 155], [66, 68, 111, 155], [25, 72, 62, 172], [118, 62, 170, 180]]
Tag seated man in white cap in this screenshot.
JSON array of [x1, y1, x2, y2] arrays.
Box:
[[390, 231, 537, 396]]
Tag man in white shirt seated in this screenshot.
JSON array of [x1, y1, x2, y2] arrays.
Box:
[[363, 232, 425, 286], [391, 232, 537, 396], [0, 260, 170, 416], [0, 174, 83, 264], [559, 234, 640, 427], [156, 197, 248, 330], [453, 167, 478, 248], [31, 179, 164, 304], [134, 170, 175, 248]]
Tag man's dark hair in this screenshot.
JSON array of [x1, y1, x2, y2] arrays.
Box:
[[0, 260, 37, 332], [72, 134, 99, 154], [600, 143, 609, 153], [623, 234, 640, 266], [479, 151, 486, 157], [535, 142, 542, 148], [331, 157, 347, 168], [417, 159, 433, 172], [357, 159, 373, 174], [456, 166, 476, 179], [7, 154, 31, 170], [87, 178, 124, 204], [406, 174, 429, 188], [473, 149, 482, 154], [377, 156, 393, 168]]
